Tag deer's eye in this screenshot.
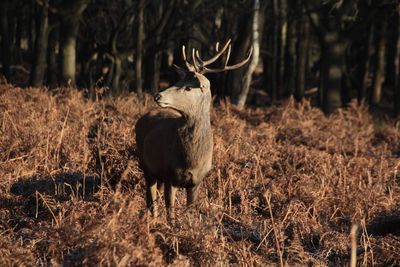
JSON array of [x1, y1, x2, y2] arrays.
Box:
[[184, 86, 191, 91]]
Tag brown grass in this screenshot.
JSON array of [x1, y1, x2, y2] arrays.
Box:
[[1, 84, 400, 266]]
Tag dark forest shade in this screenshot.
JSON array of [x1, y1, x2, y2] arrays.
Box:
[[395, 7, 400, 116], [0, 0, 11, 80], [0, 0, 399, 116]]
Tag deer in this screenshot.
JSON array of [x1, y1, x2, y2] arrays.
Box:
[[135, 39, 253, 220]]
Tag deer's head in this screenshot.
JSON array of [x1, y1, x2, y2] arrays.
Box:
[[154, 40, 253, 116]]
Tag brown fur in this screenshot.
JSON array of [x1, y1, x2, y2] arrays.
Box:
[[135, 73, 213, 219], [135, 41, 252, 220]]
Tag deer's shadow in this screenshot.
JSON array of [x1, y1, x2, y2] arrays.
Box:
[[366, 213, 400, 236], [10, 172, 102, 201]]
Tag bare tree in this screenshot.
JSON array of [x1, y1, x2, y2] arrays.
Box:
[[30, 0, 49, 86], [135, 0, 145, 97], [270, 0, 279, 103], [144, 0, 176, 94], [57, 0, 89, 86], [395, 5, 400, 116], [235, 0, 261, 108], [283, 0, 297, 97], [295, 1, 310, 101], [47, 14, 59, 89], [305, 0, 359, 114], [371, 15, 388, 105], [0, 0, 11, 80], [360, 22, 374, 102], [0, 0, 399, 118]]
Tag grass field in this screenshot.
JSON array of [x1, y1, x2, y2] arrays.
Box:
[[1, 84, 400, 266]]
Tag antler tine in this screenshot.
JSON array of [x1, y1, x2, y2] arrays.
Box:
[[182, 45, 196, 72], [202, 46, 253, 74], [182, 45, 187, 61], [195, 50, 201, 64], [192, 48, 200, 72], [224, 44, 232, 67], [215, 42, 220, 52], [197, 39, 231, 67]]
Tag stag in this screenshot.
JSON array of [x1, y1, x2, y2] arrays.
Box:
[[135, 40, 252, 220]]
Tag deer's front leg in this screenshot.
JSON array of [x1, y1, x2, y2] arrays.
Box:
[[186, 184, 200, 206], [164, 182, 177, 221]]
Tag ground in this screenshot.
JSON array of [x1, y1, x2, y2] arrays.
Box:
[[0, 85, 400, 266]]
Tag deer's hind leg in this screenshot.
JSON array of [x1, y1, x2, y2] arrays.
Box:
[[157, 181, 164, 195]]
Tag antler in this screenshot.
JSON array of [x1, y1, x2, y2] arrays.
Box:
[[195, 39, 231, 68], [181, 45, 196, 72], [181, 39, 253, 74], [201, 46, 253, 74]]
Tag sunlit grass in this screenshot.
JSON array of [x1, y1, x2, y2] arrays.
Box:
[[1, 85, 399, 266]]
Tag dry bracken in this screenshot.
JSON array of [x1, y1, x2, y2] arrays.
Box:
[[0, 85, 399, 266]]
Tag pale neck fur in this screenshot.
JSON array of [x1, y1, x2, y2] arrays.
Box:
[[178, 105, 212, 167]]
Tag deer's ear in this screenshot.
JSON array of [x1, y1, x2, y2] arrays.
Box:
[[173, 64, 188, 79]]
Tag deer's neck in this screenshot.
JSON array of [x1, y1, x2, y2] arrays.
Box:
[[178, 110, 212, 165]]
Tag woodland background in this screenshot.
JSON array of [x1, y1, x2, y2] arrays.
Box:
[[1, 0, 400, 266], [0, 0, 399, 114]]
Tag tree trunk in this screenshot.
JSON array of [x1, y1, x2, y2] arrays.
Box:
[[371, 17, 388, 105], [295, 3, 309, 101], [8, 2, 17, 62], [28, 0, 36, 59], [58, 1, 88, 86], [394, 7, 400, 117], [59, 17, 79, 86], [235, 0, 260, 109], [14, 2, 24, 64], [150, 51, 162, 94], [359, 22, 374, 102], [228, 7, 252, 102], [321, 30, 345, 114], [145, 0, 175, 94], [0, 0, 11, 80], [144, 44, 162, 94], [283, 0, 296, 97], [277, 0, 286, 99], [30, 1, 49, 86], [112, 55, 122, 95], [270, 0, 279, 104], [47, 22, 59, 89], [135, 0, 145, 97]]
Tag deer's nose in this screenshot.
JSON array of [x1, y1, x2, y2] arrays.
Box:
[[154, 93, 161, 102]]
